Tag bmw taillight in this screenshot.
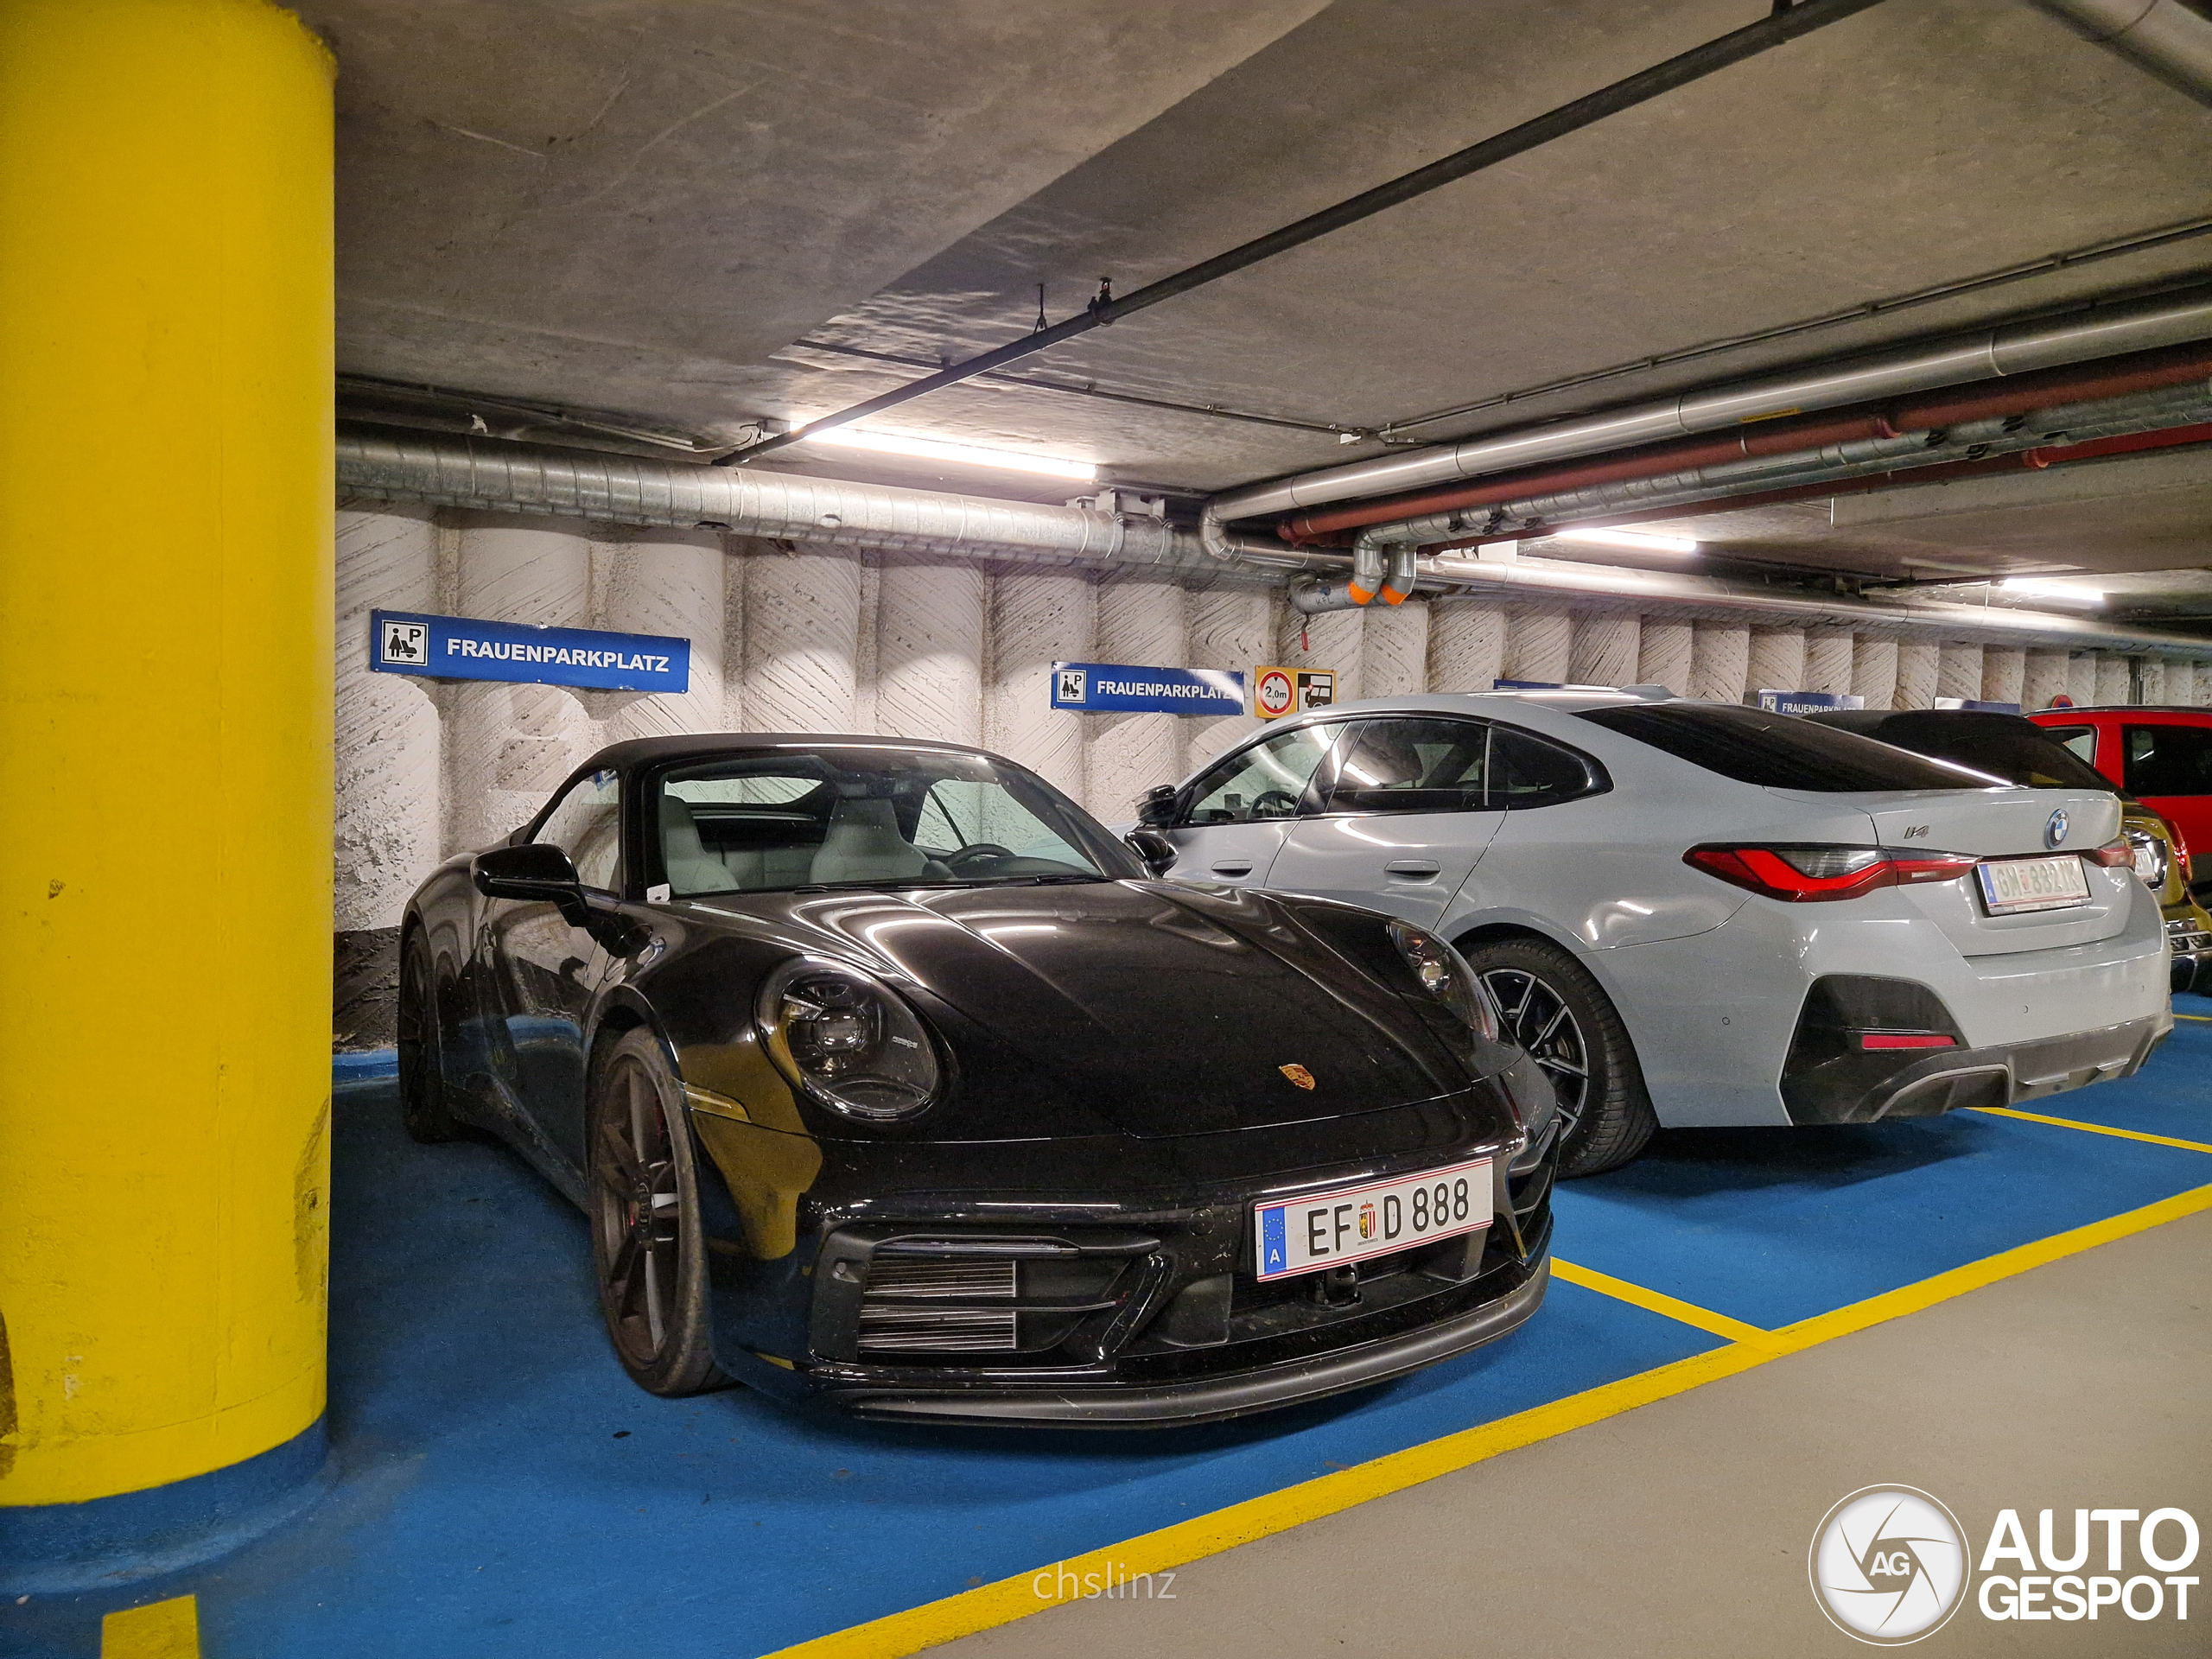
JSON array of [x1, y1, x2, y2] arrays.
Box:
[[1683, 844, 1980, 903], [2084, 839, 2136, 869]]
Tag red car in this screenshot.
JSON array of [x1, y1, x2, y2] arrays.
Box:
[[2029, 705, 2212, 879]]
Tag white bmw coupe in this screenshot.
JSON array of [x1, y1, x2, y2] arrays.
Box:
[[1140, 691, 2171, 1176]]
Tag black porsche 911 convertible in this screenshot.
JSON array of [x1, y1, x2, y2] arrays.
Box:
[[397, 734, 1560, 1425]]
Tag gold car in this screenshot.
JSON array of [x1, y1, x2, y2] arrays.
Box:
[[2123, 800, 2212, 993], [1806, 709, 2210, 995]]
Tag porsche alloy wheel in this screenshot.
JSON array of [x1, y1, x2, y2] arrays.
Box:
[[397, 932, 461, 1144], [588, 1028, 726, 1396], [1463, 938, 1657, 1179]]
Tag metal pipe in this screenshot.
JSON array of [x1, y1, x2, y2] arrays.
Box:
[[1380, 545, 1420, 605], [1205, 288, 2212, 527], [2029, 0, 2212, 106], [1402, 416, 2212, 558], [336, 429, 2212, 658], [336, 430, 1204, 568], [1344, 538, 1387, 605], [1282, 341, 2212, 542], [1289, 577, 1366, 615], [1357, 379, 2212, 552], [716, 0, 1892, 466], [1410, 551, 2212, 658]]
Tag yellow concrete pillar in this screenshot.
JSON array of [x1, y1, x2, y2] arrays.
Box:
[[0, 0, 334, 1515]]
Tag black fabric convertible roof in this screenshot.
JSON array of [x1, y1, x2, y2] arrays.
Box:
[[584, 732, 1001, 771]]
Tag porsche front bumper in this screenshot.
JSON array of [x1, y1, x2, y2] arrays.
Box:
[[827, 1247, 1549, 1427], [699, 1089, 1558, 1427]]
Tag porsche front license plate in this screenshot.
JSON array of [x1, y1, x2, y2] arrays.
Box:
[[1254, 1157, 1491, 1281], [1976, 854, 2091, 914]]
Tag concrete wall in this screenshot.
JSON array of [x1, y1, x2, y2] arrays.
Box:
[[330, 499, 2212, 1043]]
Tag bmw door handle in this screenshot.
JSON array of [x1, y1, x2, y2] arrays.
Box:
[[1385, 859, 1441, 880], [1211, 861, 1254, 877]]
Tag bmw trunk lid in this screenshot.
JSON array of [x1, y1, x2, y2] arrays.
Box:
[[1785, 785, 2133, 955]]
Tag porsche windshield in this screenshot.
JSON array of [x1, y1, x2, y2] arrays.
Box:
[[653, 747, 1138, 897]]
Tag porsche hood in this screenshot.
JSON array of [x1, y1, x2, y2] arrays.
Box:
[[757, 880, 1481, 1139]]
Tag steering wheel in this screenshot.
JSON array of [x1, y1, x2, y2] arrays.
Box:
[[945, 843, 1017, 872], [1251, 789, 1300, 817]]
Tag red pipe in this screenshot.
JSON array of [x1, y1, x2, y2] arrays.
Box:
[[1418, 420, 2212, 556], [1280, 341, 2212, 543]]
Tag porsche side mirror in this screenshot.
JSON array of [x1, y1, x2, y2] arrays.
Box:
[[472, 843, 588, 927], [1124, 829, 1178, 876], [1136, 784, 1180, 827]]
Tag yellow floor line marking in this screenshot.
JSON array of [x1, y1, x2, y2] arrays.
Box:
[[2175, 1012, 2210, 1022], [766, 1183, 2212, 1659], [100, 1595, 199, 1659], [1972, 1104, 2212, 1155], [1765, 1182, 2212, 1349], [1548, 1258, 1782, 1349]]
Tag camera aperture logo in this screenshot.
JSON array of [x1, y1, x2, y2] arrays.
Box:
[[1812, 1489, 2198, 1642], [1811, 1486, 1968, 1644]]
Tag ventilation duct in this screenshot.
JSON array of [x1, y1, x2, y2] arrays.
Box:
[[2030, 0, 2212, 106]]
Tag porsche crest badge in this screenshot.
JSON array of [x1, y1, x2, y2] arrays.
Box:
[[1279, 1063, 1316, 1090]]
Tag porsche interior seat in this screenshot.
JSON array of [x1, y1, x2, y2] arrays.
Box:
[[658, 794, 737, 895], [809, 796, 929, 884]]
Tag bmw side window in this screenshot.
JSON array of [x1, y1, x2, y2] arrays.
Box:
[[535, 769, 623, 892], [2125, 725, 2212, 797], [1181, 724, 1340, 824], [1487, 726, 1606, 810], [1323, 717, 1490, 813], [2044, 724, 2097, 766]]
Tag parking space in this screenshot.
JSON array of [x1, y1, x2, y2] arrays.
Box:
[[16, 991, 2205, 1659]]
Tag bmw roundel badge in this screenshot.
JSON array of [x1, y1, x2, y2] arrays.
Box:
[[2045, 807, 2069, 848]]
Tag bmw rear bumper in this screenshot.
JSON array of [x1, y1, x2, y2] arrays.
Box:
[[1781, 1011, 2170, 1126]]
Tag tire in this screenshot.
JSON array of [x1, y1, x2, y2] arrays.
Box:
[[588, 1027, 728, 1396], [397, 931, 463, 1144], [1459, 936, 1657, 1179]]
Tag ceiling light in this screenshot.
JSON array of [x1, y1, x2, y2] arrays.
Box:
[[796, 424, 1098, 480], [1553, 527, 1700, 554], [1999, 579, 2105, 607]]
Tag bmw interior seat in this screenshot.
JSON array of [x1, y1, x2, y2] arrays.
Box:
[[809, 795, 938, 884], [658, 793, 736, 894]]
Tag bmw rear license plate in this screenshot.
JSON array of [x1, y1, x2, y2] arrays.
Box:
[[1976, 854, 2091, 914], [1254, 1157, 1491, 1281]]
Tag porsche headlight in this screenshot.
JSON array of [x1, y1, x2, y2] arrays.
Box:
[[1386, 919, 1499, 1042], [756, 959, 942, 1123]]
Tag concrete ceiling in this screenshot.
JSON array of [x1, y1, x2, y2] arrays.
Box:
[[311, 0, 2212, 603]]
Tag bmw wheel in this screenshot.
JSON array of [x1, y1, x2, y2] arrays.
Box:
[[1460, 937, 1656, 1178], [588, 1027, 728, 1396], [397, 931, 462, 1144]]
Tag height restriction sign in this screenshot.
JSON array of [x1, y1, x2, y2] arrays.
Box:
[[1254, 665, 1335, 718]]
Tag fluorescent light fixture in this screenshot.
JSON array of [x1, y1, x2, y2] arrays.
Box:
[[796, 424, 1097, 480], [1999, 578, 2104, 607], [1553, 527, 1700, 555]]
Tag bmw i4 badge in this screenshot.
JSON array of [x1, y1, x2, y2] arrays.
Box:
[[1279, 1064, 1316, 1090], [2046, 808, 2069, 848]]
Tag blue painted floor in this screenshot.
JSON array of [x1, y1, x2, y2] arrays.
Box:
[[10, 992, 2210, 1658]]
